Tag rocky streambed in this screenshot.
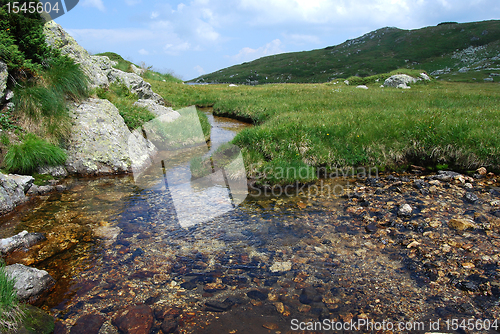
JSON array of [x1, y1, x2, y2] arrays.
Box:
[[1, 161, 500, 333]]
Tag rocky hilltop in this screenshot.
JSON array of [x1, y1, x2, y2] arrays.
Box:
[[191, 20, 500, 84]]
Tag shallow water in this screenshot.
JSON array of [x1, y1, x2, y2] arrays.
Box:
[[1, 110, 500, 333]]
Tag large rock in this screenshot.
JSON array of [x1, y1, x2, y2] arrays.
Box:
[[65, 98, 157, 175], [384, 74, 419, 88], [5, 264, 55, 302], [0, 230, 45, 255], [108, 69, 165, 104], [133, 99, 180, 118], [44, 21, 165, 105], [1, 60, 7, 100], [0, 173, 34, 214], [43, 21, 111, 88]]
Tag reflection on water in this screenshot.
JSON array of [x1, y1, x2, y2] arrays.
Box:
[[1, 109, 499, 333]]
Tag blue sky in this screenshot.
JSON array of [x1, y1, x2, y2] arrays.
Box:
[[53, 0, 500, 81]]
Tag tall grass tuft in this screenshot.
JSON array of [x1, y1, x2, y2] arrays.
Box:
[[0, 260, 23, 332], [4, 134, 67, 174]]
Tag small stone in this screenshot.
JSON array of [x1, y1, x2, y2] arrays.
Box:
[[298, 304, 312, 312], [462, 262, 475, 269], [448, 218, 476, 231], [263, 323, 279, 330], [203, 283, 226, 293], [365, 223, 378, 233], [299, 287, 322, 304], [270, 261, 292, 272], [407, 241, 420, 249], [477, 167, 487, 175], [429, 221, 441, 228], [160, 317, 178, 334], [398, 204, 412, 217], [275, 302, 285, 314], [69, 314, 105, 334], [205, 299, 235, 312], [247, 290, 267, 301], [463, 192, 479, 203], [464, 183, 473, 189]]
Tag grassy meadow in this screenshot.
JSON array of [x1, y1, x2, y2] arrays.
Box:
[[149, 78, 500, 185]]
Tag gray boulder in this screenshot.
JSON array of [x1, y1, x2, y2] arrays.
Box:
[[0, 173, 34, 214], [5, 264, 55, 302], [65, 98, 157, 175], [133, 99, 180, 118], [1, 60, 7, 100], [384, 74, 419, 88], [44, 21, 111, 88], [108, 69, 165, 104], [0, 231, 46, 255], [36, 165, 68, 178], [130, 63, 146, 76]]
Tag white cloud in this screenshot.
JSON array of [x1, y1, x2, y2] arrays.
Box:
[[138, 48, 149, 55], [151, 11, 160, 19], [124, 0, 142, 5], [194, 65, 206, 75], [164, 41, 192, 55], [229, 39, 284, 63], [80, 0, 105, 12]]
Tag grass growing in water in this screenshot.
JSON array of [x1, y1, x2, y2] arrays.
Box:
[[149, 79, 500, 184], [4, 134, 67, 174]]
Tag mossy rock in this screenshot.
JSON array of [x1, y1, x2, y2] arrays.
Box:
[[17, 305, 55, 334]]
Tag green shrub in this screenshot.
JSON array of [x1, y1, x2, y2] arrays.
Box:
[[0, 259, 23, 332], [4, 133, 67, 174], [0, 0, 56, 81]]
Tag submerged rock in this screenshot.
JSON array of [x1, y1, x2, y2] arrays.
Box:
[[0, 231, 45, 255], [112, 304, 153, 334], [398, 204, 413, 217], [448, 218, 476, 231]]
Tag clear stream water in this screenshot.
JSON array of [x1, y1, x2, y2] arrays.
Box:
[[1, 109, 499, 333]]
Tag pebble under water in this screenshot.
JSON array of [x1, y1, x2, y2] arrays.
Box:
[[1, 111, 500, 334]]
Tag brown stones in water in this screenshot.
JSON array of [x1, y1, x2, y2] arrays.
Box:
[[112, 304, 153, 334]]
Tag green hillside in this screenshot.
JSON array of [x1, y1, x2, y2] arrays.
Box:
[[189, 20, 500, 84]]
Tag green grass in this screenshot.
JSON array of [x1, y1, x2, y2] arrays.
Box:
[[0, 260, 23, 332], [148, 78, 500, 185], [4, 134, 67, 174], [95, 51, 183, 83], [12, 55, 88, 143], [143, 107, 210, 150], [96, 83, 156, 130]]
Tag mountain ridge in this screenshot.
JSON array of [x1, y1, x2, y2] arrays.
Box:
[[189, 19, 500, 84]]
